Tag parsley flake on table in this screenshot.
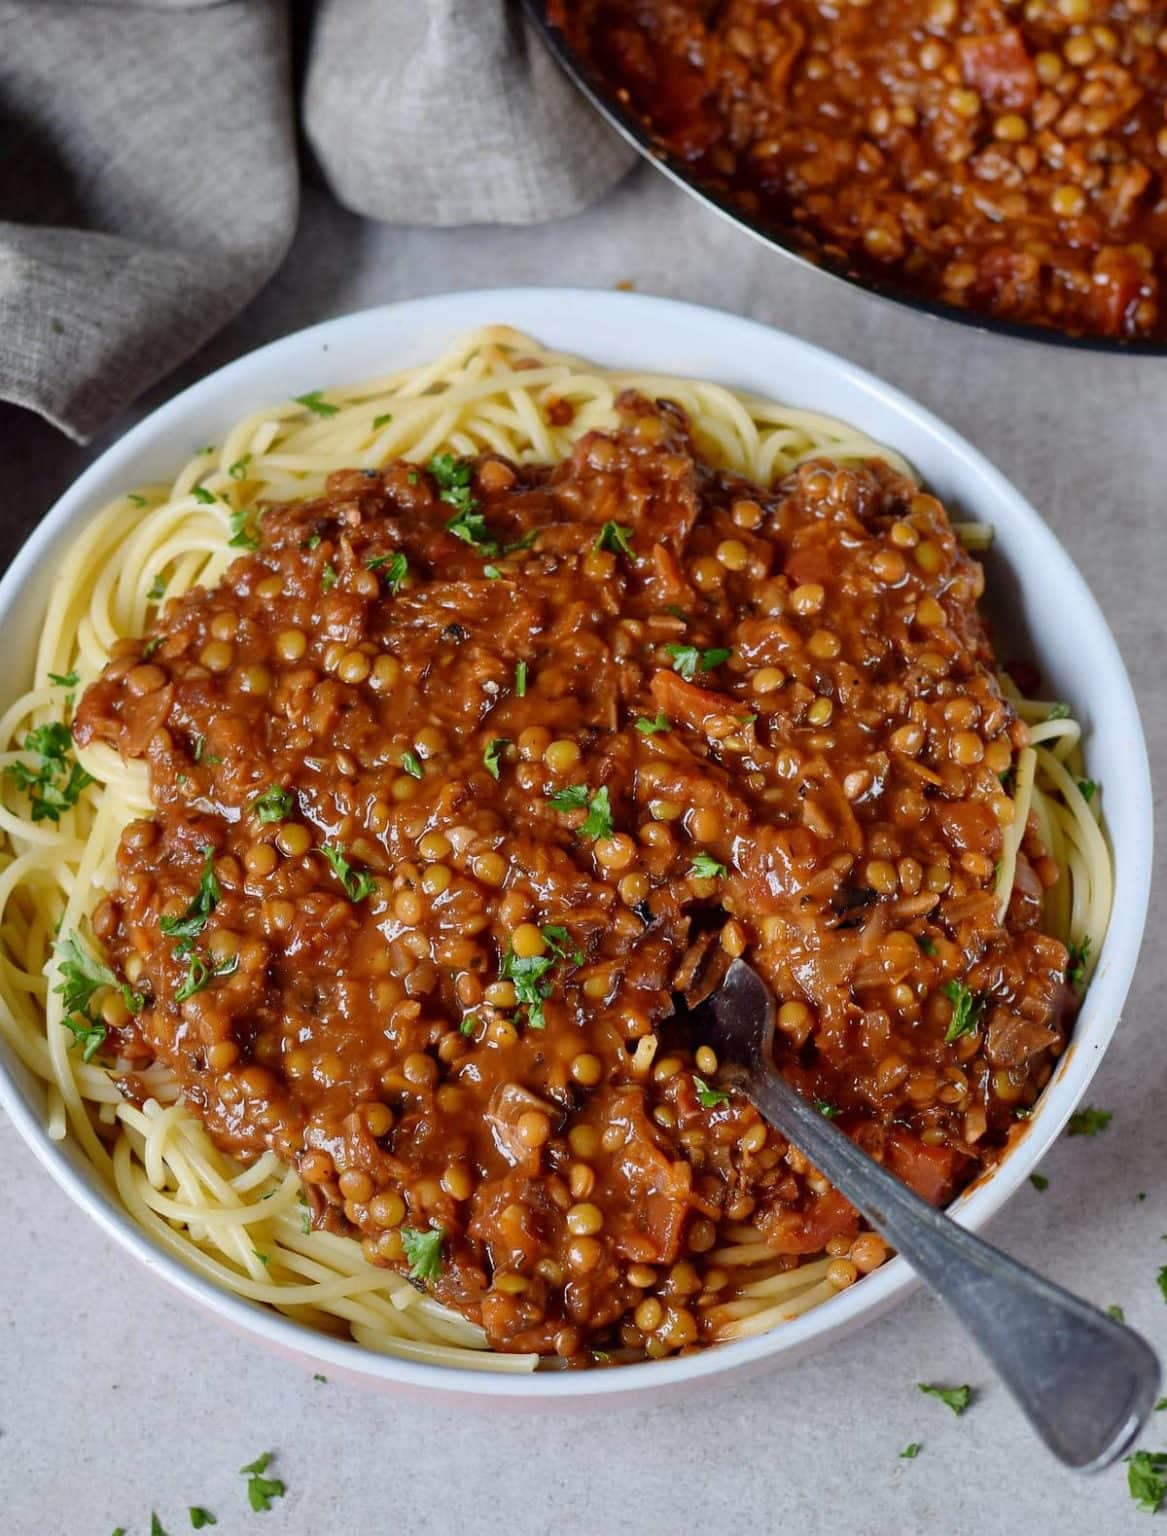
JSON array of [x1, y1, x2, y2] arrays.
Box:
[[1157, 1267, 1167, 1304], [321, 844, 376, 903], [294, 390, 339, 418], [151, 1516, 169, 1536], [1067, 1105, 1112, 1137], [918, 1382, 972, 1415], [664, 643, 732, 680], [1029, 1173, 1049, 1192], [634, 713, 671, 735], [1156, 1399, 1167, 1412], [941, 979, 986, 1043], [693, 1075, 729, 1109], [690, 853, 727, 879], [189, 1508, 217, 1528], [251, 785, 293, 824], [401, 1225, 445, 1282], [483, 737, 510, 780], [240, 1452, 287, 1514], [1107, 1305, 1125, 1321], [595, 521, 634, 556], [900, 1443, 921, 1459], [1127, 1451, 1167, 1513], [2, 720, 94, 824]]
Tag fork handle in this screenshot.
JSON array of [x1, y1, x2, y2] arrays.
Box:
[[733, 1059, 1160, 1470]]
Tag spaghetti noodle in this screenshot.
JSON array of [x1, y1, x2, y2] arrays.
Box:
[[0, 328, 1110, 1366]]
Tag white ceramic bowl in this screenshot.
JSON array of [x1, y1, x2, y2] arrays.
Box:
[[0, 290, 1151, 1405]]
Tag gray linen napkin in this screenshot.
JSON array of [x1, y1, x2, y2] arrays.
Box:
[[0, 0, 633, 443]]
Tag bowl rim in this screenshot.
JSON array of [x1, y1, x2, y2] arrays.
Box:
[[520, 0, 1167, 359], [0, 287, 1153, 1400]]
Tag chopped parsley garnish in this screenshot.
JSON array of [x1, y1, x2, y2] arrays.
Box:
[[401, 1225, 445, 1282], [240, 1452, 286, 1513], [1156, 1400, 1167, 1412], [1066, 935, 1091, 988], [505, 527, 541, 553], [693, 1076, 730, 1109], [484, 565, 501, 580], [459, 1013, 479, 1037], [428, 454, 499, 553], [634, 714, 671, 735], [321, 844, 375, 902], [540, 925, 583, 964], [228, 455, 251, 480], [372, 413, 393, 430], [514, 660, 528, 697], [1158, 1267, 1167, 1304], [189, 1508, 217, 1528], [916, 935, 937, 957], [941, 979, 986, 1043], [579, 785, 614, 841], [192, 486, 216, 506], [1107, 1305, 1125, 1321], [501, 950, 556, 1028], [193, 734, 206, 763], [367, 550, 408, 592], [228, 507, 259, 550], [664, 643, 732, 680], [174, 951, 238, 1004], [1029, 1173, 1049, 1192], [302, 532, 322, 551], [313, 1373, 327, 1383], [54, 934, 143, 1053], [401, 750, 423, 780], [3, 721, 94, 823], [321, 562, 339, 592], [159, 845, 220, 952], [48, 669, 79, 688], [546, 784, 590, 813], [252, 785, 294, 824], [1046, 701, 1072, 721], [295, 390, 338, 418], [1067, 1105, 1112, 1137], [900, 1443, 921, 1460], [483, 738, 510, 780], [151, 1517, 169, 1536], [127, 493, 148, 508], [142, 636, 163, 658], [690, 853, 727, 880], [815, 1100, 840, 1119], [1077, 778, 1098, 803], [147, 575, 166, 601], [1127, 1451, 1167, 1513], [917, 1382, 972, 1415], [595, 522, 634, 556]]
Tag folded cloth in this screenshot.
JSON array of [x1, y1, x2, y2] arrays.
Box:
[[0, 0, 633, 443]]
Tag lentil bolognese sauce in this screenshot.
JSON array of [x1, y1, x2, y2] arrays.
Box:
[[0, 331, 1109, 1368], [546, 0, 1167, 341]]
